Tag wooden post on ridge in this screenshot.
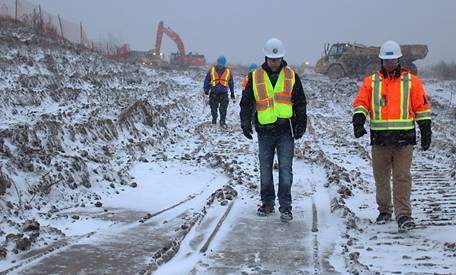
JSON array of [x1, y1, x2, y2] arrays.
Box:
[[58, 15, 63, 38], [38, 5, 42, 31], [80, 21, 83, 45]]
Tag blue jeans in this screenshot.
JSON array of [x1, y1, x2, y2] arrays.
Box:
[[258, 130, 294, 212]]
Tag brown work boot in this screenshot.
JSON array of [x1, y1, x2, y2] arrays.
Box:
[[397, 216, 415, 232], [375, 212, 392, 224]]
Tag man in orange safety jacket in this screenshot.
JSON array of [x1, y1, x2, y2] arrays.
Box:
[[352, 40, 432, 233]]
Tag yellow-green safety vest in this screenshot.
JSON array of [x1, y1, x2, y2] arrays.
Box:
[[252, 67, 295, 125]]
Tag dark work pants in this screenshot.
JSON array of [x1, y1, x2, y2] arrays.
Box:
[[258, 129, 294, 212], [209, 92, 229, 123]]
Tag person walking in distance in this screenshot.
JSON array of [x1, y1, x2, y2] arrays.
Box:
[[242, 63, 258, 91], [352, 40, 432, 232], [203, 55, 235, 127], [240, 38, 307, 222], [242, 63, 258, 123]]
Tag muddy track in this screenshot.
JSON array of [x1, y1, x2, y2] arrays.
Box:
[[199, 199, 236, 253], [1, 191, 206, 274], [412, 163, 456, 227], [0, 231, 96, 274], [145, 188, 238, 275]]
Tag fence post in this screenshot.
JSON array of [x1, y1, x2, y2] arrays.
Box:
[[15, 0, 18, 21], [38, 5, 42, 30], [451, 85, 454, 108], [58, 14, 63, 38], [80, 21, 82, 44]]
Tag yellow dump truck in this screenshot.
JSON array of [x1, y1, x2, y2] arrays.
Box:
[[315, 42, 428, 80]]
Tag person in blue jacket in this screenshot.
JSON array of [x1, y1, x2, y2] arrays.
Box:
[[204, 55, 235, 127]]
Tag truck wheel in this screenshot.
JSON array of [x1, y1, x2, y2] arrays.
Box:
[[327, 64, 345, 80]]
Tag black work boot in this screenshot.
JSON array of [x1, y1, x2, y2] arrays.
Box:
[[375, 212, 392, 224], [280, 210, 293, 222], [220, 120, 226, 128], [257, 203, 274, 216], [211, 117, 217, 124], [397, 216, 416, 232]]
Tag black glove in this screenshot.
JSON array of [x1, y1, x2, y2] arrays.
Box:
[[418, 120, 432, 151], [293, 126, 305, 139], [291, 115, 307, 140], [204, 90, 209, 95], [230, 92, 235, 100], [241, 125, 253, 140], [421, 134, 431, 151], [354, 124, 367, 138], [352, 114, 367, 138]]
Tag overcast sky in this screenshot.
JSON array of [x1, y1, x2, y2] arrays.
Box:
[[27, 0, 456, 66]]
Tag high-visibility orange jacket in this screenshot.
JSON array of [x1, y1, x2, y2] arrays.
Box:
[[353, 69, 431, 145], [353, 70, 431, 131], [242, 75, 248, 90]]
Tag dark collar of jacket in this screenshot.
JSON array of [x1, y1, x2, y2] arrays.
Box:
[[379, 65, 411, 79], [214, 65, 227, 72], [260, 60, 288, 74]]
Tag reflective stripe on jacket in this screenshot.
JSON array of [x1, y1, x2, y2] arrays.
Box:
[[353, 70, 431, 131], [252, 66, 295, 125], [210, 66, 231, 87]]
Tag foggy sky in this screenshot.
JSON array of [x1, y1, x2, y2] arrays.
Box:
[[28, 0, 456, 66]]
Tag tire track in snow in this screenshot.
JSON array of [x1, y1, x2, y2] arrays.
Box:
[[199, 199, 236, 253], [3, 191, 205, 274], [412, 162, 456, 227]]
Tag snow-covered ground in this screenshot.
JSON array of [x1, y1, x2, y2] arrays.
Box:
[[1, 19, 456, 274]]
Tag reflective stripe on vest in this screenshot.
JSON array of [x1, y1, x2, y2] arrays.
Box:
[[370, 73, 415, 130], [252, 67, 295, 125], [210, 66, 230, 87]]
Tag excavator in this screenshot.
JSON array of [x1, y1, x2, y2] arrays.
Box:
[[152, 20, 206, 67]]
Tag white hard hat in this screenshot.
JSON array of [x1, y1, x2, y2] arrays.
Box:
[[379, 40, 402, 59], [263, 38, 286, 58]]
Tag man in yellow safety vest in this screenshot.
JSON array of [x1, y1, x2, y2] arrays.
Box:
[[240, 38, 307, 222]]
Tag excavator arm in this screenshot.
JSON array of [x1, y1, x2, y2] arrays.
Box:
[[152, 20, 205, 66], [154, 20, 186, 57], [154, 21, 164, 54]]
